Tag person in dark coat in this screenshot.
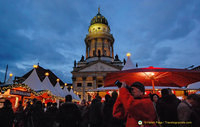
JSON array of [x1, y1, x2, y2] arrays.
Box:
[[191, 94, 200, 127], [58, 95, 81, 127], [44, 102, 58, 127], [178, 94, 200, 127], [31, 100, 45, 127], [0, 100, 14, 127], [156, 88, 181, 126], [88, 96, 103, 127], [79, 99, 90, 127], [110, 91, 125, 127], [14, 101, 25, 127], [102, 94, 113, 127], [23, 101, 32, 127], [113, 82, 157, 127]]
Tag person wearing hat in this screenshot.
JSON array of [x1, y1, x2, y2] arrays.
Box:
[[113, 82, 157, 127]]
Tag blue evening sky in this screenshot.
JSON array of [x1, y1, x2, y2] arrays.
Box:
[[0, 0, 200, 83]]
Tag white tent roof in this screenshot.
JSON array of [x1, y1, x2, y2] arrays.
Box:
[[69, 89, 81, 101], [62, 86, 70, 97], [42, 76, 58, 95], [187, 81, 200, 89], [6, 76, 13, 84], [54, 81, 65, 97], [122, 55, 135, 70], [196, 91, 200, 94], [23, 69, 45, 91]]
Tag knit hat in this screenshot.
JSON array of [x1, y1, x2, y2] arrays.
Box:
[[131, 82, 145, 93]]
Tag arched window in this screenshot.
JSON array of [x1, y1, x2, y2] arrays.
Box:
[[98, 50, 101, 57], [93, 50, 96, 56]]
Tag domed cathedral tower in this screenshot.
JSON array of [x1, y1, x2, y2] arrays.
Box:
[[85, 8, 114, 61], [71, 8, 123, 101]]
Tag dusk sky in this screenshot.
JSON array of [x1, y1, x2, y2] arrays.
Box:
[[0, 0, 200, 83]]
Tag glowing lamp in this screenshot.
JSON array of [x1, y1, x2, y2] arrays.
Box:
[[126, 53, 131, 57], [45, 72, 49, 76], [151, 72, 155, 76], [146, 72, 155, 76], [33, 65, 38, 68], [57, 79, 60, 82], [65, 83, 67, 86], [9, 73, 13, 77], [71, 86, 73, 89]]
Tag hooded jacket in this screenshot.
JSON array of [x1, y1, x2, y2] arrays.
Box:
[[113, 87, 157, 127]]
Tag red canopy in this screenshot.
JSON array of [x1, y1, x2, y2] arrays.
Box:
[[104, 66, 200, 88]]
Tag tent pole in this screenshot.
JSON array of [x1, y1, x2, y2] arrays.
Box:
[[152, 79, 155, 93]]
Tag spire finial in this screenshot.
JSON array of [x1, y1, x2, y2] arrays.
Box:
[[98, 6, 100, 14]]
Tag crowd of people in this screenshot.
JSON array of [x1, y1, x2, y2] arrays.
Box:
[[0, 91, 124, 127], [0, 81, 200, 127]]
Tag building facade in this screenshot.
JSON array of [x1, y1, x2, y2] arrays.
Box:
[[71, 9, 123, 100]]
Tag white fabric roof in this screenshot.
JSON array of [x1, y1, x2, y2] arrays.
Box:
[[23, 69, 45, 91], [69, 89, 81, 101], [62, 86, 70, 97], [122, 56, 135, 70], [196, 91, 200, 94], [145, 86, 183, 90], [42, 76, 58, 95], [54, 81, 65, 97], [187, 81, 200, 89], [97, 86, 118, 91], [90, 86, 183, 92], [6, 76, 13, 84]]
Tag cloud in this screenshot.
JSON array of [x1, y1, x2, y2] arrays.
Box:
[[0, 0, 200, 83]]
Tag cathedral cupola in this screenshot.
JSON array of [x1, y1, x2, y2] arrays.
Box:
[[90, 8, 108, 26], [85, 8, 114, 62]]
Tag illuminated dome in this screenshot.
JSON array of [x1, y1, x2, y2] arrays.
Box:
[[90, 8, 108, 26]]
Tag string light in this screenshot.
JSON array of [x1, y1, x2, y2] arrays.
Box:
[[33, 65, 38, 68], [45, 72, 49, 76]]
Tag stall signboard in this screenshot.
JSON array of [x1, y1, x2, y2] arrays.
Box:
[[10, 89, 31, 97]]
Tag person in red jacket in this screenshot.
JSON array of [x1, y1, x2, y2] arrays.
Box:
[[113, 82, 157, 127]]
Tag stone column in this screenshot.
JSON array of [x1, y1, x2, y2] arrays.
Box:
[[112, 45, 114, 58], [72, 77, 76, 91], [82, 77, 87, 100], [90, 39, 95, 57], [93, 76, 96, 89], [102, 38, 105, 56], [95, 39, 97, 57], [108, 41, 111, 57], [86, 45, 88, 59]]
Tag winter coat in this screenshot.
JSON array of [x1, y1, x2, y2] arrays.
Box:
[[113, 87, 157, 127], [88, 99, 102, 127], [156, 94, 181, 122], [177, 100, 193, 121], [58, 102, 81, 127], [0, 107, 14, 127]]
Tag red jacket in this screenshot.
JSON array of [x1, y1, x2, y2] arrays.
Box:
[[113, 88, 157, 127]]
